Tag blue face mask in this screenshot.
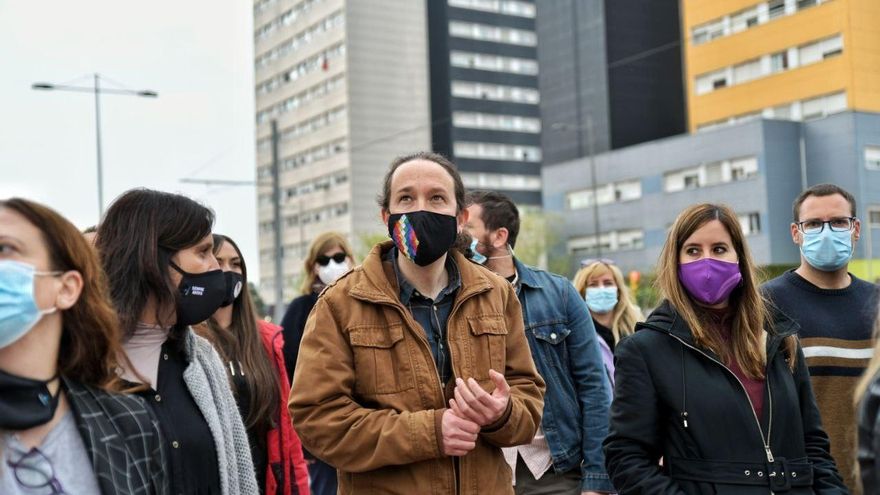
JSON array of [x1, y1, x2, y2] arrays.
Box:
[[469, 237, 488, 265], [0, 260, 60, 349], [585, 287, 618, 314], [800, 228, 853, 272]]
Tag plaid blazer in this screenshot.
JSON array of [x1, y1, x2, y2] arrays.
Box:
[[63, 377, 169, 495]]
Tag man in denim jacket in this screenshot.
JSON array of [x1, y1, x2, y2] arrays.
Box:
[[464, 190, 613, 494]]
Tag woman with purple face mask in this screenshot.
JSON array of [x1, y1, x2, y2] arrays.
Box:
[[603, 204, 847, 495]]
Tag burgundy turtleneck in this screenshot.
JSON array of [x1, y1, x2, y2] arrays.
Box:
[[705, 307, 765, 422]]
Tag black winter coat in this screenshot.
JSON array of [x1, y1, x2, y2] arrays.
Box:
[[603, 301, 848, 494]]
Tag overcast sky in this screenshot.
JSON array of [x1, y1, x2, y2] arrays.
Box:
[[0, 1, 262, 278]]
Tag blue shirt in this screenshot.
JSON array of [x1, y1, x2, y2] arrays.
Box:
[[386, 248, 461, 385]]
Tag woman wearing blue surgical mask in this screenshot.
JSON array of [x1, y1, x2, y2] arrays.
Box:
[[573, 260, 643, 387], [0, 198, 167, 495], [573, 260, 643, 353], [96, 189, 258, 495], [279, 231, 354, 495]]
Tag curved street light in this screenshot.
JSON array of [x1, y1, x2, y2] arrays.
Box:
[[32, 73, 158, 218]]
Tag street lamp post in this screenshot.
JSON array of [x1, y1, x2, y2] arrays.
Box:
[[551, 116, 602, 257], [32, 73, 158, 218]]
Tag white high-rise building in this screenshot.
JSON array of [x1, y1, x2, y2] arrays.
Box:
[[253, 0, 431, 308]]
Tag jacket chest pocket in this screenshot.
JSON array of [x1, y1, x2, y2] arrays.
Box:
[[348, 324, 415, 395], [466, 315, 508, 379], [531, 324, 571, 368]]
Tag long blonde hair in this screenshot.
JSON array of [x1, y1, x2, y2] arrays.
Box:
[[299, 231, 356, 295], [855, 313, 880, 405], [656, 203, 797, 378], [573, 262, 643, 343]]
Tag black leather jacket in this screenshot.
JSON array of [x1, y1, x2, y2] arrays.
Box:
[[603, 301, 848, 494]]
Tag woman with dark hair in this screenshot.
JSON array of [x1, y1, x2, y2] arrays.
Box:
[[603, 203, 847, 494], [279, 231, 354, 495], [195, 234, 310, 495], [0, 198, 167, 494], [95, 188, 258, 495]]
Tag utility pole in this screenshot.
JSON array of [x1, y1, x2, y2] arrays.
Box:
[[271, 120, 284, 323]]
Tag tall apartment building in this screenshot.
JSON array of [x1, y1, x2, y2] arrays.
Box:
[[427, 0, 544, 205], [684, 0, 880, 131], [537, 0, 686, 164], [253, 0, 431, 307]]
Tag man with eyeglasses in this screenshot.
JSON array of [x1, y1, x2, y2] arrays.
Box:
[[763, 183, 879, 494]]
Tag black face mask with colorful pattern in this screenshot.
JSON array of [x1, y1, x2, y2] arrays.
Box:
[[387, 211, 458, 267]]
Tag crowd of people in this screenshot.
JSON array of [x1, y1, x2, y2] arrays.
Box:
[[1, 150, 879, 494]]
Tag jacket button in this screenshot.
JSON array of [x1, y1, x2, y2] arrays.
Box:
[[744, 470, 750, 476], [550, 333, 557, 339], [172, 441, 180, 449], [155, 394, 162, 402], [758, 471, 764, 477], [792, 472, 797, 478]]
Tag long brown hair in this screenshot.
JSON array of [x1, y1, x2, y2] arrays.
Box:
[[573, 261, 644, 343], [656, 203, 797, 378], [1, 198, 126, 391], [299, 231, 355, 295], [197, 235, 280, 439]]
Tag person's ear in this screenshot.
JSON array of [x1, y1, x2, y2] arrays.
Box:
[[493, 228, 510, 249], [54, 270, 84, 310], [381, 209, 390, 226], [790, 223, 800, 245], [853, 218, 861, 242], [456, 207, 470, 233]]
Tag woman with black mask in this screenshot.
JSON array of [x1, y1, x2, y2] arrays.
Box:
[[0, 198, 167, 494], [96, 189, 258, 495]]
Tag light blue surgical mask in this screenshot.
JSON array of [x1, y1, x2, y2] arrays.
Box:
[[469, 237, 488, 265], [0, 260, 60, 349], [585, 287, 618, 314], [800, 228, 853, 272]]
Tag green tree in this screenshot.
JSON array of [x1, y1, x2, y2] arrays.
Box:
[[249, 282, 268, 318], [514, 208, 570, 276]]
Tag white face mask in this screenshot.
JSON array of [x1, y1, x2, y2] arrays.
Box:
[[317, 259, 350, 285]]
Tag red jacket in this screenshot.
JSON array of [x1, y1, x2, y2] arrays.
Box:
[[259, 320, 311, 495]]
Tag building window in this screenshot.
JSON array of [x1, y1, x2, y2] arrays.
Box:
[[461, 172, 541, 191], [730, 7, 760, 33], [733, 59, 762, 84], [731, 157, 759, 180], [453, 142, 542, 162], [696, 70, 728, 95], [799, 35, 843, 66], [255, 10, 345, 70], [568, 229, 645, 257], [452, 112, 541, 133], [768, 0, 786, 18], [450, 81, 539, 104], [739, 212, 762, 235], [448, 21, 537, 46], [664, 156, 759, 192], [801, 91, 847, 120], [798, 0, 818, 10], [770, 51, 789, 73], [865, 146, 880, 170], [447, 0, 536, 18], [566, 180, 642, 210], [450, 51, 539, 75], [692, 19, 725, 45]]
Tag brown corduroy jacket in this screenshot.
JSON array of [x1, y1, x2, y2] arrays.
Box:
[[289, 241, 545, 495]]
